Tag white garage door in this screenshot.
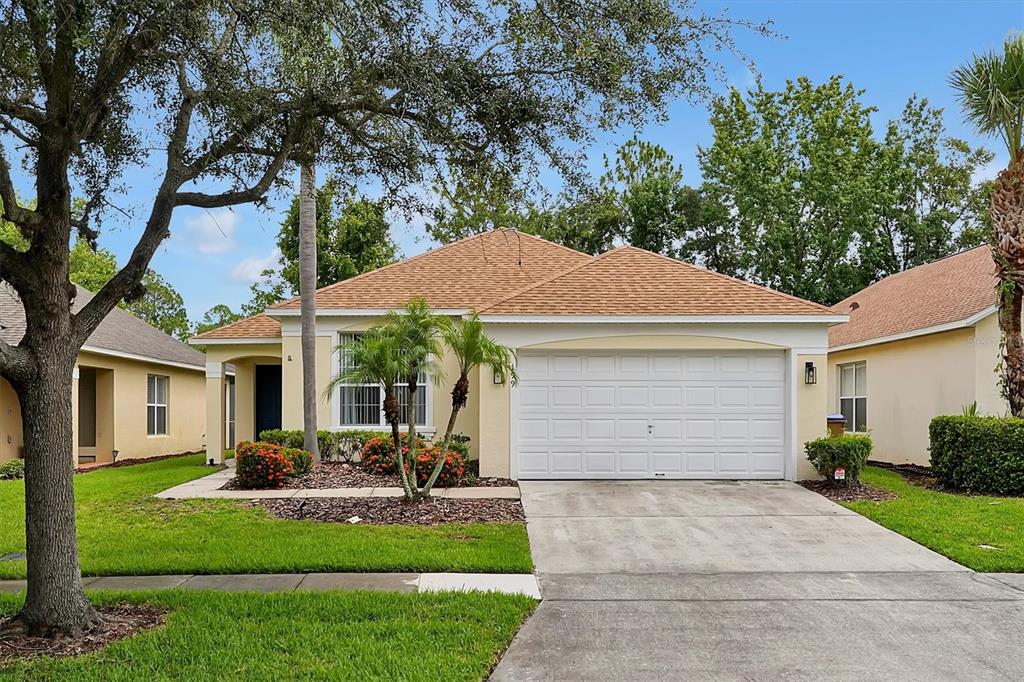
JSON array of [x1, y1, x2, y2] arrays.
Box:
[[515, 350, 787, 479]]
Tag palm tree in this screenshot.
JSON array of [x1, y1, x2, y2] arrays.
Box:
[[951, 34, 1024, 415], [380, 298, 443, 492], [420, 312, 517, 497], [299, 161, 321, 462], [325, 328, 418, 498]]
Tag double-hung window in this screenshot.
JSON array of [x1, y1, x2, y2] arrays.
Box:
[[838, 361, 867, 433], [147, 374, 169, 436], [337, 333, 428, 427]]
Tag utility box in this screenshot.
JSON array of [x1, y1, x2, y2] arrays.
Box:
[[826, 414, 847, 438]]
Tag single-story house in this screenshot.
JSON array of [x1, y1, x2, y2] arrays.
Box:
[[192, 229, 847, 480], [0, 282, 207, 465], [828, 245, 1006, 466]]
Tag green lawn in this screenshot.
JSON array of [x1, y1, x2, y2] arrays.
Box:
[[846, 466, 1024, 572], [0, 455, 532, 578], [0, 590, 535, 681]]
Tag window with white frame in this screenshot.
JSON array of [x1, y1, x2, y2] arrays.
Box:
[[337, 333, 428, 427], [147, 374, 169, 436], [838, 361, 867, 433]]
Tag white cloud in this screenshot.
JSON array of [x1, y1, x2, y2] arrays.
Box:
[[184, 208, 239, 255], [230, 248, 282, 283]]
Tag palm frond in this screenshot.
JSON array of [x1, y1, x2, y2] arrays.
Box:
[[950, 33, 1024, 160]]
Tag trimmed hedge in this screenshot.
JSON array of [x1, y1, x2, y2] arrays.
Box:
[[235, 441, 295, 489], [0, 459, 25, 480], [258, 429, 388, 462], [805, 434, 872, 485], [930, 416, 1024, 495]]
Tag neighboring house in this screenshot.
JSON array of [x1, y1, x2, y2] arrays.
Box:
[[0, 283, 206, 465], [828, 246, 1005, 466], [192, 229, 846, 481]]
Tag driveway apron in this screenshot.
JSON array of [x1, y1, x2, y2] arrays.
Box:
[[491, 480, 1024, 681]]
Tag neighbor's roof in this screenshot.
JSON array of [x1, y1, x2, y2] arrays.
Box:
[[476, 246, 835, 317], [829, 246, 997, 349], [192, 313, 282, 341], [0, 282, 206, 369]]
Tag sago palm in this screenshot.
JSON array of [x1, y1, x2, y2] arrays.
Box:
[[951, 34, 1024, 415], [325, 328, 418, 498], [420, 312, 517, 497]]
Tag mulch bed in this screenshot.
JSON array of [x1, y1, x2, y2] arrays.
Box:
[[798, 479, 896, 503], [222, 460, 516, 491], [0, 604, 166, 664], [258, 497, 525, 525]]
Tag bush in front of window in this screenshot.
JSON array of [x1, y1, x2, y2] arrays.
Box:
[[805, 434, 872, 486], [235, 441, 295, 489], [360, 434, 425, 475], [0, 459, 25, 480], [282, 447, 313, 476], [412, 445, 465, 488], [259, 429, 389, 463], [930, 416, 1024, 495]]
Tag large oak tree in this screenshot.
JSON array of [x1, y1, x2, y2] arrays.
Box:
[[0, 0, 767, 636]]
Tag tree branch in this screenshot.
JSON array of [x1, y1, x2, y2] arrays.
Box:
[[0, 146, 41, 228], [174, 140, 296, 208], [0, 337, 32, 387]]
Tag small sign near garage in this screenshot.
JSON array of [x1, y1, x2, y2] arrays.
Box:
[[834, 467, 846, 481]]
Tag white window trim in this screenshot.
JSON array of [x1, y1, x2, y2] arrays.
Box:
[[331, 332, 433, 431], [838, 361, 867, 433], [147, 374, 169, 437]]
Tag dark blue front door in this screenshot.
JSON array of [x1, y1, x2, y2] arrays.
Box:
[[254, 364, 282, 438]]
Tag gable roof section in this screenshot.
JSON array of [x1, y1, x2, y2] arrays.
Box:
[[0, 282, 206, 369], [192, 313, 281, 341], [272, 230, 593, 311], [477, 246, 835, 317], [828, 246, 997, 349]]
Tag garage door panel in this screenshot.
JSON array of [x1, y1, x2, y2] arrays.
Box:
[[515, 350, 786, 480]]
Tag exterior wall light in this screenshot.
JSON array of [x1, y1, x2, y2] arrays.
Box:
[[804, 361, 817, 385], [493, 368, 504, 385]]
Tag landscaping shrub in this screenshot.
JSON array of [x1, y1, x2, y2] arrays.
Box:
[[805, 434, 872, 485], [259, 429, 388, 462], [413, 445, 466, 487], [235, 441, 294, 489], [359, 434, 425, 475], [282, 448, 313, 476], [930, 416, 1024, 495], [0, 459, 25, 480]]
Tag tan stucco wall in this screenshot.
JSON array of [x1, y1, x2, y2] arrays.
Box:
[[0, 352, 204, 464], [827, 328, 978, 466], [0, 378, 22, 463], [76, 351, 205, 461], [796, 354, 828, 480], [972, 312, 1007, 417]]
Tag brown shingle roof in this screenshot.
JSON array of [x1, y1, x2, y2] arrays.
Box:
[[192, 313, 281, 340], [478, 246, 834, 316], [828, 246, 997, 348], [272, 230, 593, 311], [0, 282, 206, 369]]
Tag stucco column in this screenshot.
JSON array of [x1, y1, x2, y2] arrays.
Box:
[[71, 365, 79, 466], [205, 361, 226, 465], [281, 336, 303, 430]]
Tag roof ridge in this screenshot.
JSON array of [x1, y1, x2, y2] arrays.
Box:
[[615, 245, 835, 314], [475, 245, 624, 313], [270, 228, 591, 309]]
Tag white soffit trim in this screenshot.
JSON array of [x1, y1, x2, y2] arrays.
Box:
[[477, 314, 849, 325], [188, 337, 282, 346], [829, 305, 997, 353], [81, 345, 205, 373]]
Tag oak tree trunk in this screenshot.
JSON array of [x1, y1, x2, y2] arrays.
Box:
[[11, 342, 96, 636], [299, 163, 321, 462]]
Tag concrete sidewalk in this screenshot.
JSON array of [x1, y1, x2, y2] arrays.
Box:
[[0, 572, 541, 598], [155, 463, 520, 500]]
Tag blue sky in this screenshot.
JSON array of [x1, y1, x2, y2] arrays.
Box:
[[37, 1, 1024, 323]]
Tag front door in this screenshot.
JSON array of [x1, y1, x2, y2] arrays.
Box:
[[254, 364, 282, 439]]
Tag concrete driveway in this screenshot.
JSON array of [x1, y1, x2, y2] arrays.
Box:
[[491, 481, 1024, 681]]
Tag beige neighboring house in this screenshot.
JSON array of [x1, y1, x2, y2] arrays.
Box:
[[0, 283, 207, 465], [828, 246, 1006, 466], [192, 229, 847, 481]]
